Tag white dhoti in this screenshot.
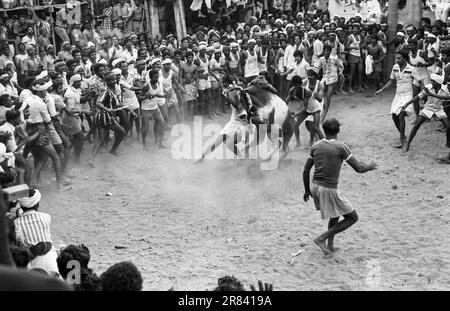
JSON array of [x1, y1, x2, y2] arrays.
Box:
[[390, 93, 414, 116], [28, 248, 59, 274], [220, 119, 249, 136]]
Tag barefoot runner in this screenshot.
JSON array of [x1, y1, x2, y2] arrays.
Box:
[[88, 72, 127, 167], [303, 119, 377, 255], [375, 50, 416, 148]]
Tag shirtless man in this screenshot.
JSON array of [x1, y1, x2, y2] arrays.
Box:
[[303, 119, 377, 255], [195, 45, 217, 119], [180, 51, 199, 117]]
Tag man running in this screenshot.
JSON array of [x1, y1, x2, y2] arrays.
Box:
[[375, 50, 417, 148], [303, 119, 377, 255]]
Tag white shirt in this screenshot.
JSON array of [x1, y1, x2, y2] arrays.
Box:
[[0, 122, 17, 152], [120, 73, 140, 110], [121, 48, 138, 64], [24, 94, 51, 124], [289, 59, 310, 80], [0, 82, 18, 97], [109, 45, 124, 60]]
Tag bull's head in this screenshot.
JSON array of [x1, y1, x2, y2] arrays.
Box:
[[222, 85, 248, 121]]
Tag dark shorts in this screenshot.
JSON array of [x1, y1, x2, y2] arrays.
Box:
[[52, 118, 64, 136], [348, 55, 362, 64], [95, 110, 118, 129], [26, 123, 51, 147]]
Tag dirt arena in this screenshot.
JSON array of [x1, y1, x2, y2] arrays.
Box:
[[39, 90, 450, 290]]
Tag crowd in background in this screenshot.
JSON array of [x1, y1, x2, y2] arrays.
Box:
[[1, 0, 450, 290]]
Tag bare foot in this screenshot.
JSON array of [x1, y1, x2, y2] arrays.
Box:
[[88, 160, 96, 168], [394, 139, 404, 149], [159, 144, 169, 149], [62, 179, 72, 187], [436, 157, 450, 164], [109, 150, 119, 156], [329, 246, 340, 253], [295, 141, 302, 148], [403, 143, 410, 152], [314, 238, 332, 255]]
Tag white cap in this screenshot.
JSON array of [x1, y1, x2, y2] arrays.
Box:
[[111, 68, 122, 75], [149, 58, 161, 66], [162, 58, 172, 65], [112, 58, 123, 67], [36, 70, 48, 80], [397, 32, 406, 37], [69, 74, 82, 85]]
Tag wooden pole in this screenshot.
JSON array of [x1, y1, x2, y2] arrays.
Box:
[[409, 0, 422, 30], [49, 6, 57, 47], [173, 0, 182, 41], [178, 0, 187, 38], [144, 0, 152, 34], [32, 7, 40, 55], [384, 0, 399, 82], [148, 0, 160, 39]]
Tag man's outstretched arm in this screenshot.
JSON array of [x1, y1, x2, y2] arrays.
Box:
[[346, 156, 377, 174], [303, 157, 314, 202]]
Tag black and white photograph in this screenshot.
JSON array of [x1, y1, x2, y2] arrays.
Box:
[[0, 0, 449, 296]]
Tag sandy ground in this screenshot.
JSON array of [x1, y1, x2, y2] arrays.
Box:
[[38, 90, 450, 291]]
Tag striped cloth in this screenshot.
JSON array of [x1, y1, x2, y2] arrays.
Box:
[[102, 7, 113, 32], [14, 210, 52, 247]]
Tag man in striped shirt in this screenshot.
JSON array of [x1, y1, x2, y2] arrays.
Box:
[[14, 188, 58, 273], [14, 189, 52, 248]]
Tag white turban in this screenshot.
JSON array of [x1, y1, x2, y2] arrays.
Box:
[[32, 80, 52, 91], [112, 68, 122, 75], [112, 58, 123, 68], [74, 66, 84, 74], [69, 74, 82, 85], [18, 189, 41, 209], [149, 58, 161, 66], [36, 70, 48, 80], [1, 60, 14, 69]]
